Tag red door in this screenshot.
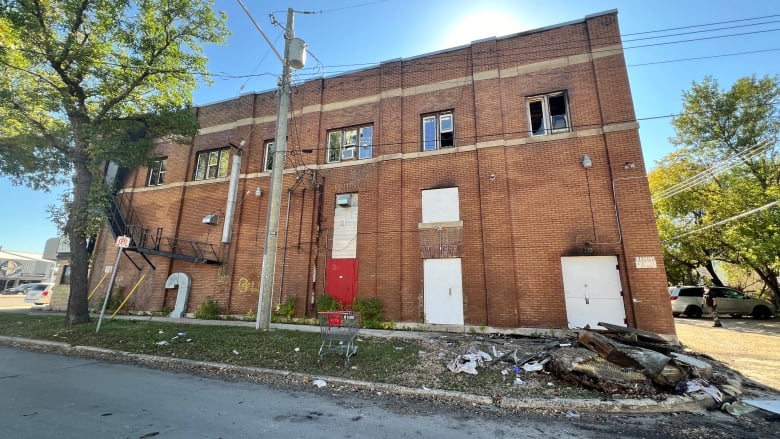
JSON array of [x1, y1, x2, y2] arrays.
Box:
[[326, 258, 358, 306]]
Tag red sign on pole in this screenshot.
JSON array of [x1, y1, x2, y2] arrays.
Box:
[[116, 236, 131, 248]]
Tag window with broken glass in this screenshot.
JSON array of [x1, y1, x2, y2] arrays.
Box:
[[422, 111, 454, 151], [194, 148, 230, 181], [527, 92, 570, 136], [147, 158, 167, 186], [327, 125, 373, 163]]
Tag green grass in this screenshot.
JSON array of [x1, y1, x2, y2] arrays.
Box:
[[0, 312, 601, 400], [0, 312, 422, 385]]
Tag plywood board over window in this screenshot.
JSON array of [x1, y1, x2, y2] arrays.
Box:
[[421, 187, 459, 223]]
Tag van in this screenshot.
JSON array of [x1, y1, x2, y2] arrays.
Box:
[[669, 285, 776, 319]]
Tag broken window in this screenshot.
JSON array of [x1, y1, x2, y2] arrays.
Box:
[[422, 111, 454, 151], [194, 148, 230, 181], [147, 158, 167, 186], [327, 124, 374, 163], [263, 140, 274, 172], [527, 92, 570, 136]]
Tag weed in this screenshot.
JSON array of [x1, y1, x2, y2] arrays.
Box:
[[316, 294, 343, 312], [352, 297, 384, 328], [273, 296, 297, 321], [194, 298, 220, 320]]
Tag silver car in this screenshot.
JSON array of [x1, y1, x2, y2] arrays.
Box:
[[669, 285, 776, 319], [23, 283, 55, 305]]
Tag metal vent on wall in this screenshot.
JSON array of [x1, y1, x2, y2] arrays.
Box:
[[336, 194, 351, 207]]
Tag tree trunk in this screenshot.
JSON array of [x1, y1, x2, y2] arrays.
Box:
[[65, 122, 93, 325]]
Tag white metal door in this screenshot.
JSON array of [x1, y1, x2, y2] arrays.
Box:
[[424, 258, 464, 325], [561, 256, 625, 329]]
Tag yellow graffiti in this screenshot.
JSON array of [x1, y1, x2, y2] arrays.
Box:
[[238, 277, 258, 293]]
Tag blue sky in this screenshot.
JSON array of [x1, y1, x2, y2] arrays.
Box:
[[2, 0, 779, 253]]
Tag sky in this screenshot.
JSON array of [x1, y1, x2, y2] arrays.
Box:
[[1, 0, 779, 253]]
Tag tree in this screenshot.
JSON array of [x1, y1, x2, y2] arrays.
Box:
[[649, 75, 780, 307], [0, 1, 227, 324]]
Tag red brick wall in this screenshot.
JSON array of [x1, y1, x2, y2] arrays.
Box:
[[89, 11, 675, 337]]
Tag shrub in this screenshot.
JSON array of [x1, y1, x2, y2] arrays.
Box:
[[273, 296, 297, 321], [194, 298, 220, 320], [352, 297, 384, 328], [316, 294, 343, 312]]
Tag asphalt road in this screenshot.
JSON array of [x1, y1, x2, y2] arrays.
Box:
[[3, 346, 778, 439]]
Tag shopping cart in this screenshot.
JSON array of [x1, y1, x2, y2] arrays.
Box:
[[317, 311, 361, 366]]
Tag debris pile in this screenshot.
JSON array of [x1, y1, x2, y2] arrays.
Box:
[[448, 322, 761, 415]]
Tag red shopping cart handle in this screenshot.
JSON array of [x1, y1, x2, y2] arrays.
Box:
[[327, 317, 342, 325]]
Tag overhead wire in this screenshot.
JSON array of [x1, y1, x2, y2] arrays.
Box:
[[652, 139, 777, 201]]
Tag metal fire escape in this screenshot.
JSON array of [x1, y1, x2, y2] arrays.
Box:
[[106, 193, 220, 269]]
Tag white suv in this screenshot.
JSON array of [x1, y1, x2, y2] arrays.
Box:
[[669, 285, 776, 319]]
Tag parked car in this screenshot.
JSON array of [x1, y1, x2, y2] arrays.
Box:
[[669, 285, 776, 319], [23, 283, 55, 305], [2, 283, 37, 295]]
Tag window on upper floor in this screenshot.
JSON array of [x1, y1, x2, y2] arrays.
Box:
[[194, 148, 230, 181], [263, 140, 274, 172], [422, 111, 454, 151], [528, 92, 570, 136], [327, 124, 373, 163], [146, 158, 167, 186]]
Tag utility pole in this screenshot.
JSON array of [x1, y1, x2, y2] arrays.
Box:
[[256, 8, 296, 330]]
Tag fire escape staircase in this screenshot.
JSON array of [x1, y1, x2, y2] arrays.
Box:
[[107, 194, 221, 270]]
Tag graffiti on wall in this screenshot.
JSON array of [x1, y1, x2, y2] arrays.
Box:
[[238, 277, 259, 294]]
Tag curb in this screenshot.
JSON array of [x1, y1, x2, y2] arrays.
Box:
[[0, 335, 714, 413]]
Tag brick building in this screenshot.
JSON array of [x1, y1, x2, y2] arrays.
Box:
[[90, 10, 676, 338]]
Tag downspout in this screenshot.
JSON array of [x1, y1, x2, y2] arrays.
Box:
[[278, 186, 294, 304], [221, 142, 245, 243]]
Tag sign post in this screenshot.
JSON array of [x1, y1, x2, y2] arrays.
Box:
[[96, 236, 130, 333]]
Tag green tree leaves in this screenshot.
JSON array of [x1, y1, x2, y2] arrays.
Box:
[[650, 75, 780, 305], [0, 0, 227, 324]]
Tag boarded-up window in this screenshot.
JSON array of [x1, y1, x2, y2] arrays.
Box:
[[421, 187, 459, 223]]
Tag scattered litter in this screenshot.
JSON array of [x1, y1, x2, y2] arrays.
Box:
[[512, 366, 522, 374], [721, 401, 758, 417], [394, 346, 404, 351], [294, 347, 300, 352], [547, 382, 555, 387], [492, 346, 498, 357], [522, 359, 548, 372], [447, 347, 492, 375], [375, 391, 383, 396], [186, 339, 192, 342], [418, 351, 426, 357], [501, 369, 510, 376], [312, 379, 327, 388], [559, 343, 571, 347], [565, 411, 580, 418], [422, 386, 431, 391], [177, 332, 186, 337], [155, 340, 168, 346], [514, 377, 527, 386], [742, 399, 780, 415], [674, 379, 722, 403], [158, 330, 164, 334], [232, 350, 240, 355]]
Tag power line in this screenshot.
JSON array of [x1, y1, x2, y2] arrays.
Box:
[[663, 200, 779, 242], [652, 140, 776, 201]]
